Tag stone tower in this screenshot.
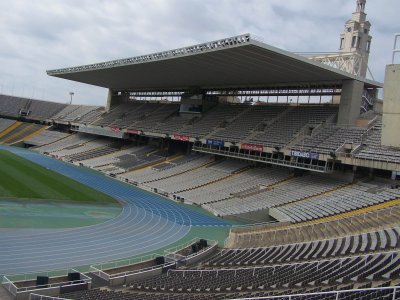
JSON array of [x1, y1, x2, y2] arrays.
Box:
[[338, 0, 372, 77]]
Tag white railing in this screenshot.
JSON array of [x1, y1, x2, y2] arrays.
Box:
[[90, 253, 158, 271], [221, 226, 399, 255], [167, 250, 399, 276], [29, 294, 71, 300], [230, 286, 399, 300]]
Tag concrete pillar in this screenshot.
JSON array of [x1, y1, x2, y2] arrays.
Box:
[[382, 64, 400, 147], [105, 89, 113, 112], [337, 80, 364, 125], [106, 89, 129, 112]]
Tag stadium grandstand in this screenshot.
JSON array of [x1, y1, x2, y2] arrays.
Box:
[[1, 1, 400, 299]]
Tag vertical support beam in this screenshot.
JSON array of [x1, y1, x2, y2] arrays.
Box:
[[337, 80, 364, 125], [105, 89, 113, 112], [382, 64, 400, 147], [105, 89, 129, 112]]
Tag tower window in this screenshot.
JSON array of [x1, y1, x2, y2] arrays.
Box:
[[347, 27, 352, 32], [357, 36, 361, 49], [352, 36, 357, 48], [366, 40, 371, 52], [340, 38, 345, 49]]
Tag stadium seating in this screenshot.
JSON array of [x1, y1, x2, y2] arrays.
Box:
[[143, 159, 249, 195], [0, 118, 16, 132], [274, 185, 400, 223], [227, 204, 400, 248], [208, 105, 286, 143], [0, 94, 30, 117], [24, 129, 70, 146], [51, 104, 104, 123], [204, 174, 347, 216], [355, 121, 400, 163], [206, 227, 400, 266], [0, 122, 46, 144], [245, 105, 338, 148]]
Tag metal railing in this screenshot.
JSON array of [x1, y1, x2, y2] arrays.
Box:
[[230, 286, 399, 300], [192, 145, 331, 173], [30, 294, 71, 300]]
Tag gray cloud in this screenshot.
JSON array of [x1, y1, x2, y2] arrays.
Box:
[[0, 0, 398, 105]]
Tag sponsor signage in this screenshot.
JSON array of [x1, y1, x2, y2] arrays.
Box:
[[110, 127, 121, 132], [291, 150, 319, 160], [127, 129, 141, 135], [172, 134, 190, 141], [206, 139, 224, 147], [241, 143, 263, 152]]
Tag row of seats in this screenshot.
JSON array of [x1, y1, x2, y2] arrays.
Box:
[[0, 94, 67, 119], [143, 160, 249, 195], [51, 104, 104, 123], [24, 129, 70, 146], [227, 205, 400, 248], [274, 186, 400, 223], [60, 283, 400, 300], [204, 174, 347, 216], [206, 227, 400, 266]]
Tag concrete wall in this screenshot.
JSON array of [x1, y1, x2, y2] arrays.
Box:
[[382, 65, 400, 148], [337, 80, 364, 125]]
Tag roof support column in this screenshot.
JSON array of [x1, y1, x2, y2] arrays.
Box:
[[337, 79, 363, 125], [106, 89, 129, 112], [382, 64, 400, 148]]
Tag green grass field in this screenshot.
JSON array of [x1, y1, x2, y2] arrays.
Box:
[[0, 150, 119, 205]]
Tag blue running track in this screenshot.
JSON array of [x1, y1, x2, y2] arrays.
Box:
[[0, 146, 229, 275]]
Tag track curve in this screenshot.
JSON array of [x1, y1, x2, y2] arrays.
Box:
[[0, 147, 228, 275]]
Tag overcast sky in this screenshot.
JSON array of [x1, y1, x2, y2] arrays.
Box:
[[0, 0, 398, 105]]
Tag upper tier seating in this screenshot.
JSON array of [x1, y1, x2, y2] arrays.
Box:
[[355, 121, 400, 163], [246, 105, 338, 148], [295, 126, 367, 154], [0, 94, 67, 119], [208, 105, 286, 143], [177, 104, 248, 138], [51, 105, 104, 123]]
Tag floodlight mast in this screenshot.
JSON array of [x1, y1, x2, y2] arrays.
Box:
[[69, 92, 74, 104]]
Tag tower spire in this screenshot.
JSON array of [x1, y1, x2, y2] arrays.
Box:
[[356, 0, 366, 13]]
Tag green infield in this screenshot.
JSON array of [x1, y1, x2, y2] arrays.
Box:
[[0, 149, 119, 205], [0, 149, 121, 228]]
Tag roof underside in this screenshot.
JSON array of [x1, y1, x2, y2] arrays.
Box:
[[47, 34, 382, 91]]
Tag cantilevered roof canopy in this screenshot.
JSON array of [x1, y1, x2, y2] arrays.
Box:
[[47, 34, 382, 92]]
